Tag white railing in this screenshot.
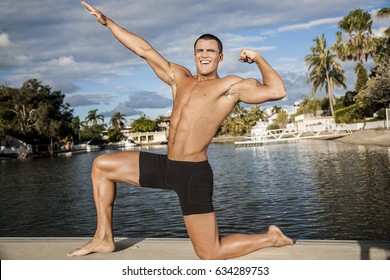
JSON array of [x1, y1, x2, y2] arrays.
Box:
[[236, 119, 390, 147], [236, 123, 355, 147]]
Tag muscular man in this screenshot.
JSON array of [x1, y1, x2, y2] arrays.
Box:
[[68, 1, 294, 259]]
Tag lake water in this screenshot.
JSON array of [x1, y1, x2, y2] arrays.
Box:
[[1, 140, 389, 241]]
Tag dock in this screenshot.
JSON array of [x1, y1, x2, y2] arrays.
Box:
[[1, 238, 389, 260]]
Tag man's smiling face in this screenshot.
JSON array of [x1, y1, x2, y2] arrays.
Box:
[[194, 39, 223, 78]]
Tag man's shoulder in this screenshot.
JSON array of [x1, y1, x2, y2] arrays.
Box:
[[222, 74, 243, 81], [219, 75, 245, 89], [218, 75, 244, 87], [171, 63, 192, 77]]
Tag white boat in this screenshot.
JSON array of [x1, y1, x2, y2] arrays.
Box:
[[72, 140, 101, 152], [0, 136, 32, 158], [119, 138, 140, 147], [86, 140, 101, 152], [107, 138, 139, 149]]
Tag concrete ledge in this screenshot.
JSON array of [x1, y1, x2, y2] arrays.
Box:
[[0, 238, 389, 260]]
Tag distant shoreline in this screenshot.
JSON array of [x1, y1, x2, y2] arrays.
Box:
[[213, 129, 390, 147], [211, 135, 245, 143]]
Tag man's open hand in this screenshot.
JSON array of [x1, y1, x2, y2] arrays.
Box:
[[81, 1, 108, 26]]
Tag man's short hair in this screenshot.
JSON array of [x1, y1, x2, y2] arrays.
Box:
[[194, 34, 223, 54]]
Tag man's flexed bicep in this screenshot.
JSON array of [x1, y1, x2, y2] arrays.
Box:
[[233, 48, 286, 104], [81, 1, 175, 86]]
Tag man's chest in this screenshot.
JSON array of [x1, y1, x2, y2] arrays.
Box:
[[176, 79, 232, 104]]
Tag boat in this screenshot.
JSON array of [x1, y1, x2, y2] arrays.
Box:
[[119, 138, 140, 148], [0, 136, 32, 159], [72, 140, 101, 153], [106, 138, 140, 149], [86, 140, 101, 152]]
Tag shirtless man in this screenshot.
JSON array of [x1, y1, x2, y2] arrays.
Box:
[[68, 1, 294, 259]]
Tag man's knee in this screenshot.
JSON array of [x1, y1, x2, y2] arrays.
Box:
[[193, 244, 220, 260], [92, 154, 110, 174]]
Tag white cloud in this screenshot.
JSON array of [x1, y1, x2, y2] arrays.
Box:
[[65, 91, 118, 107], [278, 17, 343, 32], [48, 56, 75, 66], [15, 55, 30, 65], [0, 33, 10, 47], [373, 26, 388, 37]]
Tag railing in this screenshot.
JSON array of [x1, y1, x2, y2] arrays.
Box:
[[235, 123, 355, 147]]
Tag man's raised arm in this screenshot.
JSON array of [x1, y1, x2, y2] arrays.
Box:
[[232, 48, 286, 104], [81, 1, 175, 86]]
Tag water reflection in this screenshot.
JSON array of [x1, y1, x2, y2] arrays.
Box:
[[1, 140, 389, 240]]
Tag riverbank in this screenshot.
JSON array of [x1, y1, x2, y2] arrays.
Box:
[[333, 129, 390, 146]]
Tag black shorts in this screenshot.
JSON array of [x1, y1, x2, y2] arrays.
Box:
[[139, 151, 214, 216]]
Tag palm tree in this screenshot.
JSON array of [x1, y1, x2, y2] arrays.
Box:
[[374, 8, 390, 63], [110, 112, 127, 130], [336, 9, 375, 62], [71, 116, 82, 142], [218, 116, 233, 135], [305, 34, 347, 117], [84, 109, 104, 127], [232, 104, 247, 135], [377, 8, 390, 37], [332, 32, 349, 61]]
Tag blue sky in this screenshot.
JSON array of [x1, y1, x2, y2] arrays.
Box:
[[1, 0, 389, 124]]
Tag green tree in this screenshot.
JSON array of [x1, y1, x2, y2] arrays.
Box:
[[107, 112, 127, 142], [107, 129, 123, 143], [218, 115, 233, 136], [342, 91, 358, 107], [0, 79, 74, 143], [110, 112, 127, 130], [80, 109, 105, 141], [354, 62, 369, 93], [131, 114, 157, 132], [275, 110, 289, 129], [155, 114, 169, 131], [85, 109, 104, 126], [305, 34, 347, 117], [337, 9, 375, 62], [333, 32, 349, 62], [217, 104, 266, 136], [33, 102, 62, 138], [357, 57, 390, 116], [231, 104, 247, 135], [296, 97, 322, 115], [300, 93, 312, 105], [0, 85, 18, 135], [70, 116, 82, 142], [377, 8, 390, 37], [6, 104, 37, 136], [246, 105, 265, 123], [79, 125, 105, 142], [374, 8, 390, 63]]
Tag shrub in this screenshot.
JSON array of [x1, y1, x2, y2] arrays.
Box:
[[334, 104, 364, 123]]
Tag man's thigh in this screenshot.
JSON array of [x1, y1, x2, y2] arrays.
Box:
[[95, 151, 141, 186], [183, 213, 219, 251]]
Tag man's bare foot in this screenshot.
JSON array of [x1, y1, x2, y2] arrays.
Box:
[[67, 238, 115, 257], [268, 225, 295, 247]]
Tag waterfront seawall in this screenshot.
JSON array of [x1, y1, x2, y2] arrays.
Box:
[[1, 238, 389, 260]]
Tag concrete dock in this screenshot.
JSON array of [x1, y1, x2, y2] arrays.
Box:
[[1, 238, 389, 260]]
